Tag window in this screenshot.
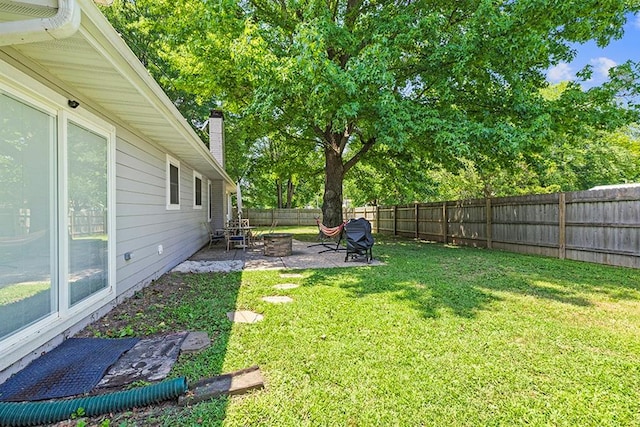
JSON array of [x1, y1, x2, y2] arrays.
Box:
[[0, 86, 114, 342], [0, 91, 56, 340], [166, 155, 180, 209], [193, 171, 202, 209], [67, 121, 109, 306]]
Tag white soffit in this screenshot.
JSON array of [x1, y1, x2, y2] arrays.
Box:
[[3, 0, 232, 186]]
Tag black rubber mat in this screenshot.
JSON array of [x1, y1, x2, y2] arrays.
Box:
[[0, 337, 138, 401]]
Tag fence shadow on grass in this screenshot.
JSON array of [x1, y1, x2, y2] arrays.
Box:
[[303, 236, 640, 319]]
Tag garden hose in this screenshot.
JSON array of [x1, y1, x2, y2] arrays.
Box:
[[0, 377, 188, 427]]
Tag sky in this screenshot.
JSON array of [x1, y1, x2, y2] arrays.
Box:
[[547, 13, 640, 88]]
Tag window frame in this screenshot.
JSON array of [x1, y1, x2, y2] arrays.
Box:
[[62, 113, 115, 310], [0, 69, 116, 358], [193, 171, 203, 209], [166, 154, 181, 210]]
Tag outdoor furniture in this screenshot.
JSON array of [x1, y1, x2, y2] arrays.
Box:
[[344, 218, 374, 263], [203, 222, 225, 248], [225, 229, 246, 251], [250, 220, 278, 245], [224, 224, 255, 251], [309, 217, 346, 253]]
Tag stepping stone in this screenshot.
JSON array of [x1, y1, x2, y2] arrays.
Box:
[[273, 283, 300, 290], [178, 365, 264, 406], [280, 273, 304, 278], [181, 331, 211, 353], [262, 296, 294, 303], [98, 332, 188, 388], [227, 310, 264, 323]]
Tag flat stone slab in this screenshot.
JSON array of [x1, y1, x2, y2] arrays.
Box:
[[261, 296, 294, 304], [97, 332, 188, 388], [227, 310, 264, 323], [179, 365, 264, 406], [273, 283, 300, 290], [181, 331, 211, 352], [279, 273, 304, 278]]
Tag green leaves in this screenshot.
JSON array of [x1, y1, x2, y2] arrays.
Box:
[[103, 0, 640, 211]]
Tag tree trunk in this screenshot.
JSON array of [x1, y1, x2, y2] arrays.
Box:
[[286, 178, 294, 208], [276, 180, 283, 208], [322, 147, 344, 227]]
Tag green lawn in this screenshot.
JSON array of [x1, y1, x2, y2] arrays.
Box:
[[0, 281, 49, 305], [130, 228, 640, 426]]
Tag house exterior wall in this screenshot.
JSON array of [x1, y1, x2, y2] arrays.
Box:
[[114, 126, 217, 297], [0, 48, 226, 376], [209, 179, 227, 231]]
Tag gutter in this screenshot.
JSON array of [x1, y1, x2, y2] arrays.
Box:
[[0, 0, 81, 46]]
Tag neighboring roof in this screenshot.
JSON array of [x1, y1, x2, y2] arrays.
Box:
[[0, 0, 234, 190], [589, 183, 640, 190]]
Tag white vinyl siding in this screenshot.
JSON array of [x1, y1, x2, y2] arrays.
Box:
[[114, 129, 214, 297]]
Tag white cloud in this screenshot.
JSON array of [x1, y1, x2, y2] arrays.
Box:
[[634, 13, 640, 29], [590, 57, 617, 79], [547, 63, 574, 83]]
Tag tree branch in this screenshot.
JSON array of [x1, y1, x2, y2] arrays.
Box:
[[344, 137, 376, 173]]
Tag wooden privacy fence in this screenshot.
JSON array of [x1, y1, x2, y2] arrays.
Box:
[[69, 209, 106, 238], [375, 187, 640, 269], [245, 208, 322, 226], [243, 188, 639, 269], [244, 207, 378, 227]]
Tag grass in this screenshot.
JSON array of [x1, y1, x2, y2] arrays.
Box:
[[118, 228, 640, 426], [0, 281, 49, 305]]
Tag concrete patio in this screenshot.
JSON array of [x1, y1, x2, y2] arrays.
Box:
[[188, 238, 381, 271]]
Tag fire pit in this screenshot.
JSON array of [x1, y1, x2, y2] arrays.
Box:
[[263, 233, 293, 257]]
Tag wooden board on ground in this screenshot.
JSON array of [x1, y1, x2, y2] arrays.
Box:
[[178, 365, 264, 406]]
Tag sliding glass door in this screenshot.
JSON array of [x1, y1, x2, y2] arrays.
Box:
[[0, 92, 56, 340], [67, 122, 109, 306], [0, 90, 112, 341]]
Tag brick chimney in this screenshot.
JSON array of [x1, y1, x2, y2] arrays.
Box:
[[209, 109, 225, 168]]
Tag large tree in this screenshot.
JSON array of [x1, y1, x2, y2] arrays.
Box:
[[104, 0, 640, 226]]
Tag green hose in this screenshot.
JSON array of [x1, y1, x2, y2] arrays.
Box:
[[0, 377, 188, 427]]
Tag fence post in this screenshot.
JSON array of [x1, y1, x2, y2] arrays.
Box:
[[393, 205, 398, 236], [486, 198, 492, 249], [415, 203, 419, 239], [442, 202, 447, 244], [558, 193, 566, 259], [376, 205, 380, 233]]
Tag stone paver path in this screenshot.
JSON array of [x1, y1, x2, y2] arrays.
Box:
[[280, 273, 304, 278], [181, 331, 211, 352], [261, 296, 294, 304], [273, 283, 300, 290], [227, 311, 264, 323]]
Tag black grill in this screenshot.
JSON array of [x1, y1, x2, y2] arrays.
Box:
[[344, 218, 374, 263]]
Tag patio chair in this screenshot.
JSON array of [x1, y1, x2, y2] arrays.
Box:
[[203, 222, 224, 248], [225, 228, 247, 251], [250, 220, 278, 246]]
